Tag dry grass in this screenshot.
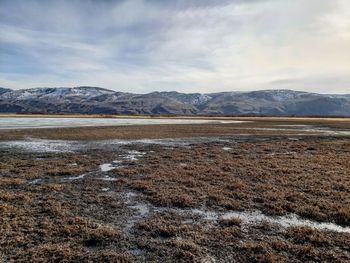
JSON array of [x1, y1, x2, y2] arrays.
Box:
[[119, 137, 350, 226], [0, 125, 349, 261]]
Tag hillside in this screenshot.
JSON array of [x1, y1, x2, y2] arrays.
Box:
[[0, 87, 349, 116]]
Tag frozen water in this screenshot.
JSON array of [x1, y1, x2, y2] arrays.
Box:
[[27, 178, 42, 185], [192, 209, 219, 221], [130, 203, 149, 217], [124, 150, 145, 161], [182, 208, 350, 233], [0, 138, 76, 153], [67, 173, 86, 180], [221, 210, 350, 233], [97, 176, 117, 181], [100, 163, 115, 172], [0, 117, 247, 130]]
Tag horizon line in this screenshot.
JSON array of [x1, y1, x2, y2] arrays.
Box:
[[1, 86, 349, 96]]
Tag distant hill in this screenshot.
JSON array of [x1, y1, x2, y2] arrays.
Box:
[[0, 87, 12, 95], [0, 86, 349, 116]]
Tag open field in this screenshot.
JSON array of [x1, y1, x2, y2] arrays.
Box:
[[0, 118, 349, 262], [0, 117, 350, 141], [1, 113, 350, 121]]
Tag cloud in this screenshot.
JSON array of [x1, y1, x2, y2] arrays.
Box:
[[0, 0, 349, 94]]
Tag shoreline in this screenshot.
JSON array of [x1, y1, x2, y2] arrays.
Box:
[[1, 113, 349, 122], [1, 118, 350, 141]]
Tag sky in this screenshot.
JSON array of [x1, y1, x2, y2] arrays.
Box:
[[0, 0, 349, 94]]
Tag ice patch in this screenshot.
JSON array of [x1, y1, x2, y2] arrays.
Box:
[[123, 191, 151, 230], [124, 150, 145, 161], [178, 208, 350, 233], [182, 219, 194, 224], [0, 117, 249, 130], [222, 147, 232, 151], [105, 137, 231, 148], [125, 192, 138, 203], [67, 173, 86, 180], [192, 209, 219, 221], [100, 163, 115, 172], [219, 120, 248, 124], [0, 137, 235, 154], [241, 127, 350, 136], [221, 211, 350, 233], [101, 188, 110, 192], [0, 138, 76, 153], [121, 191, 350, 234], [97, 176, 117, 181], [27, 178, 42, 185], [130, 203, 149, 217], [277, 125, 310, 127], [129, 248, 144, 256]]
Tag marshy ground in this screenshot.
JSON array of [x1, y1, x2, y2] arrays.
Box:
[[0, 118, 349, 262]]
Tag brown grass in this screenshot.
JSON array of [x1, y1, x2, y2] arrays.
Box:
[[1, 128, 349, 261], [119, 137, 350, 226]]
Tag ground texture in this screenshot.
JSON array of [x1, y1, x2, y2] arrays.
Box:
[[0, 119, 349, 262]]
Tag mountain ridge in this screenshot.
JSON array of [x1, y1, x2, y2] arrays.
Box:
[[1, 87, 349, 116]]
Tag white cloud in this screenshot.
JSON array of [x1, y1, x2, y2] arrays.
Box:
[[0, 0, 349, 94]]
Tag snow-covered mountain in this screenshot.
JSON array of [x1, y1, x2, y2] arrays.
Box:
[[0, 87, 349, 116], [1, 87, 115, 100], [157, 91, 212, 106], [0, 87, 11, 95]]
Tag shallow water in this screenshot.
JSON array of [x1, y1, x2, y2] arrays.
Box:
[[0, 117, 246, 129]]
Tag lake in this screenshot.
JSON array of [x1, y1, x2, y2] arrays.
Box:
[[0, 117, 245, 129]]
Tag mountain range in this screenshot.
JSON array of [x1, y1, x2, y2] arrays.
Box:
[[0, 87, 349, 116]]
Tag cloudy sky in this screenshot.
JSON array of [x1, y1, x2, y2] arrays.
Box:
[[1, 0, 349, 94]]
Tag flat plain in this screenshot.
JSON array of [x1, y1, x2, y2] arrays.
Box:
[[0, 117, 349, 262]]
